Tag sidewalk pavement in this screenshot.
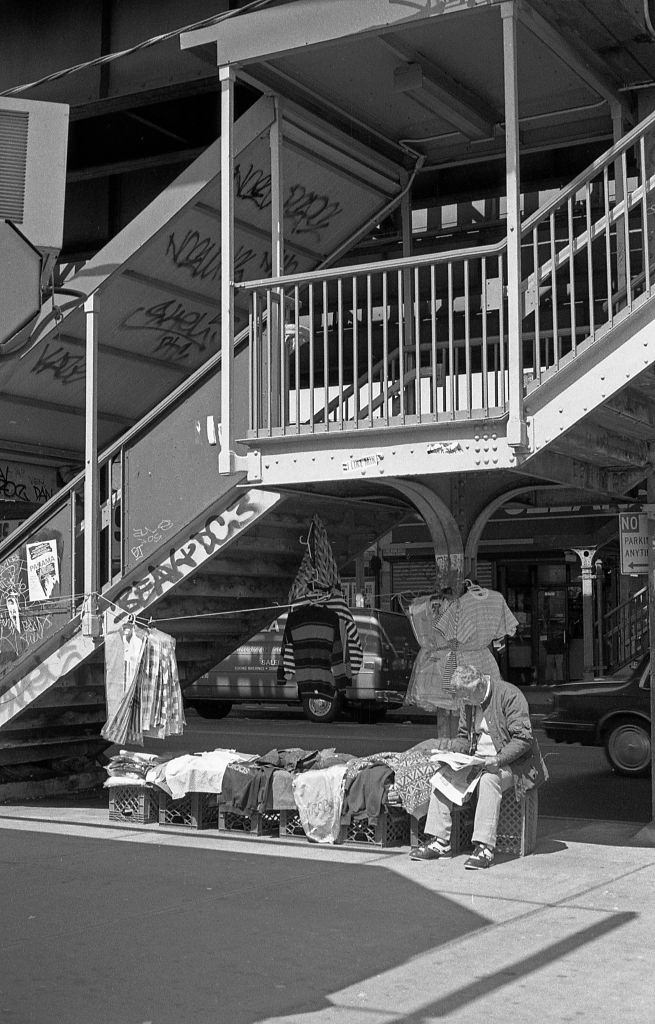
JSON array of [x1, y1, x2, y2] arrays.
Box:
[[0, 794, 653, 1024]]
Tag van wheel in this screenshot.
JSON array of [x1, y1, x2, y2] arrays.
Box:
[[301, 695, 339, 723], [189, 701, 233, 720]]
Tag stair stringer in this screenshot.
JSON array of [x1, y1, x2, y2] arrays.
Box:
[[0, 486, 282, 733], [520, 291, 655, 487]]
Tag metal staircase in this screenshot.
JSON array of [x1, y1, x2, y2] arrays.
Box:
[[1, 98, 655, 785], [598, 587, 649, 676]]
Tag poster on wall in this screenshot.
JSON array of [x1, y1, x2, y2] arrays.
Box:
[[25, 540, 60, 601]]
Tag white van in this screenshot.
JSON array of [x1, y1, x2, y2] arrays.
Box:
[[183, 608, 419, 723]]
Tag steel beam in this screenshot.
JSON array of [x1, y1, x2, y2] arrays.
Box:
[[382, 34, 497, 141], [181, 0, 463, 67], [517, 0, 629, 119]]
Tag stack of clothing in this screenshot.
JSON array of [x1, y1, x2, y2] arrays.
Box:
[[146, 749, 256, 800], [103, 750, 167, 788]]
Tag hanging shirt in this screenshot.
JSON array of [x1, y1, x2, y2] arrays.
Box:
[[280, 604, 349, 697], [434, 587, 518, 686]]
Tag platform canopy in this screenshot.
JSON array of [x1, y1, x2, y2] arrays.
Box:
[[182, 0, 653, 169]]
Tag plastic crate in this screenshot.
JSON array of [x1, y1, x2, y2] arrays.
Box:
[[218, 808, 280, 837], [158, 791, 219, 830], [279, 810, 307, 839], [339, 807, 410, 848], [108, 785, 159, 824], [410, 788, 538, 857], [411, 802, 474, 853]]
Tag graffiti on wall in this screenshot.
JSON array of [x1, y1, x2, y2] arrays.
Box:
[[112, 490, 280, 623]]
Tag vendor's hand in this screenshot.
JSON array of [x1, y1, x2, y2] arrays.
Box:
[[483, 755, 500, 769]]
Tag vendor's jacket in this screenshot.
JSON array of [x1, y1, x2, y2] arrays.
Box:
[[439, 678, 548, 790]]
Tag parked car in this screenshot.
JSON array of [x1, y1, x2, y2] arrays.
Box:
[[542, 656, 651, 776], [183, 608, 419, 723]]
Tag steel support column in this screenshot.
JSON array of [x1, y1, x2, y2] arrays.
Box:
[[573, 546, 597, 680], [649, 474, 655, 824], [501, 2, 527, 449], [270, 96, 284, 428], [82, 294, 100, 637], [219, 64, 236, 473]]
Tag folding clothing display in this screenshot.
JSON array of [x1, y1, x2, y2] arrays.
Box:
[[403, 595, 459, 712], [102, 623, 185, 745]]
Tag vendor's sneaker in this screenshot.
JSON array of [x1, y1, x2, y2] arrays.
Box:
[[464, 844, 494, 869], [410, 841, 451, 861]]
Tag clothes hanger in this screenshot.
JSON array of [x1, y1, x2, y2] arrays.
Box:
[[463, 578, 488, 598]]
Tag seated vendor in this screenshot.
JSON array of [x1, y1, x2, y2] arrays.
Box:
[[411, 663, 547, 870]]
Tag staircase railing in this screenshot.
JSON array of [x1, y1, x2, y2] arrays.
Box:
[[0, 346, 224, 690], [237, 105, 655, 438], [599, 586, 649, 673], [521, 105, 655, 387]]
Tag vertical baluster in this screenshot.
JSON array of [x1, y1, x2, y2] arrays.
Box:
[[567, 197, 577, 358], [532, 228, 541, 384], [266, 290, 272, 436], [398, 269, 405, 420], [308, 283, 315, 429], [383, 271, 390, 425], [481, 257, 489, 416], [352, 276, 359, 424], [250, 291, 257, 432], [621, 150, 632, 309], [499, 256, 506, 408], [430, 263, 438, 420], [640, 135, 651, 293], [323, 280, 329, 429], [550, 210, 559, 371], [464, 259, 471, 414], [414, 265, 421, 421], [279, 287, 286, 433], [447, 262, 455, 416], [367, 274, 373, 427], [294, 284, 300, 433], [603, 166, 614, 328], [585, 182, 595, 339], [338, 278, 344, 428]]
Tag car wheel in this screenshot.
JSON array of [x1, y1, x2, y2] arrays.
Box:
[[188, 701, 233, 720], [604, 718, 651, 776], [301, 694, 339, 723]]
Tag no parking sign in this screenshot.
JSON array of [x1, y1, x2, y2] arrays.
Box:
[[619, 513, 649, 574]]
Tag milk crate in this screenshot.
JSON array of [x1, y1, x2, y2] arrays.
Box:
[[339, 807, 410, 848], [108, 785, 159, 824], [158, 791, 219, 830], [279, 810, 307, 839], [410, 788, 538, 857], [411, 802, 474, 853], [218, 807, 280, 837], [495, 788, 539, 856]]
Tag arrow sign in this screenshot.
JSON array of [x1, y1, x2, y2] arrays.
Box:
[[619, 513, 649, 575]]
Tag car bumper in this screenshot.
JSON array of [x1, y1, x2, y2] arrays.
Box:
[[542, 718, 597, 744], [374, 689, 406, 707]]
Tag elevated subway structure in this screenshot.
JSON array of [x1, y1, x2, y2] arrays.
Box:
[[0, 0, 653, 794]]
